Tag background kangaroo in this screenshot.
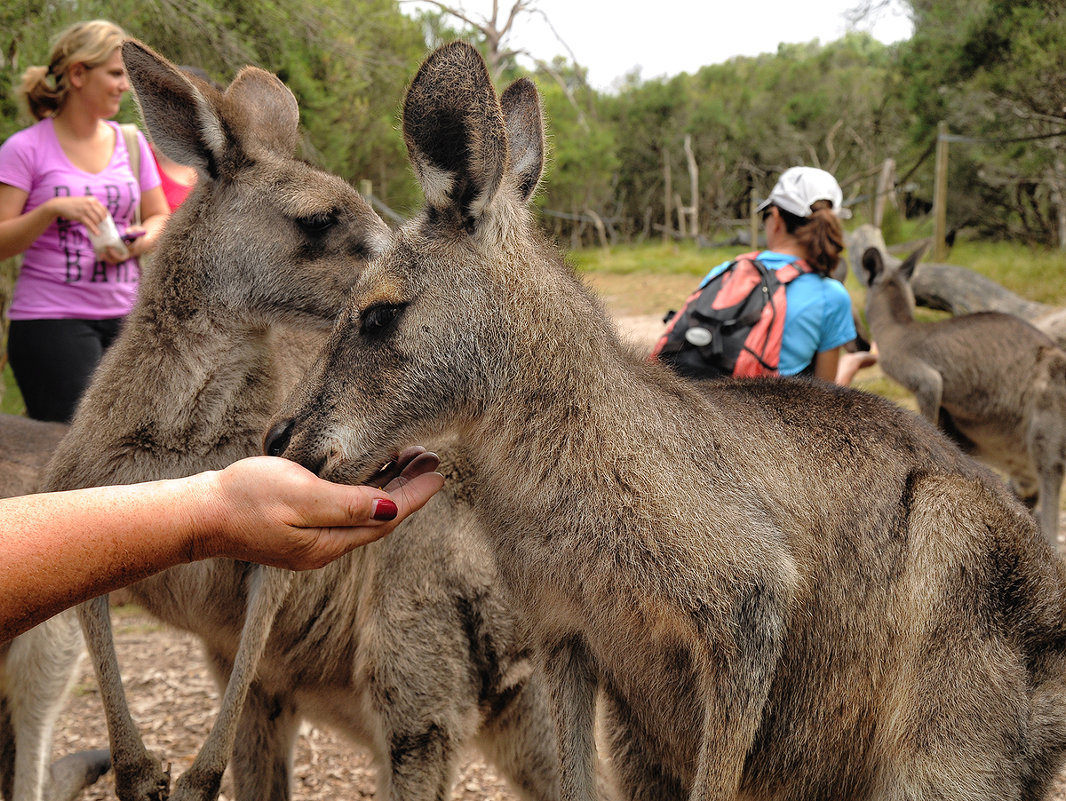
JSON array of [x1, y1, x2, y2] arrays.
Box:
[[846, 223, 1066, 350], [268, 42, 1066, 800], [861, 244, 1066, 548], [0, 416, 66, 498], [3, 41, 560, 801]]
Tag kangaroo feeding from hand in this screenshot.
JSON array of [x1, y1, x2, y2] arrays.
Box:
[[267, 41, 1066, 801]]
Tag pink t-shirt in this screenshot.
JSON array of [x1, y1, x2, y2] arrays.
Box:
[[0, 118, 161, 320]]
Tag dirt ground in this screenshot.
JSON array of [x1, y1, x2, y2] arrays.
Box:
[[54, 605, 520, 801], [44, 307, 1066, 800]]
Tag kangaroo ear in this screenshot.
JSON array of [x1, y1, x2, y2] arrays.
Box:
[[223, 67, 301, 157], [860, 247, 885, 286], [899, 243, 927, 282], [500, 78, 544, 203], [403, 42, 508, 228], [123, 39, 225, 180]]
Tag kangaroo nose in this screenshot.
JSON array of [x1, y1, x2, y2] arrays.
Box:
[[264, 419, 295, 457]]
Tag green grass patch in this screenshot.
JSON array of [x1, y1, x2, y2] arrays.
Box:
[[567, 240, 736, 279], [948, 240, 1066, 306], [1, 363, 24, 416], [851, 374, 917, 411]]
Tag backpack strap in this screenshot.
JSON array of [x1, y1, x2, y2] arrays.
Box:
[[774, 257, 813, 284], [707, 257, 770, 314], [120, 124, 142, 225]]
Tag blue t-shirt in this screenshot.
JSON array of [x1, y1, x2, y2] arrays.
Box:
[[698, 251, 856, 376]]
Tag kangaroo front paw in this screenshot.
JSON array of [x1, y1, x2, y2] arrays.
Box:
[[169, 763, 224, 801], [114, 756, 171, 801]]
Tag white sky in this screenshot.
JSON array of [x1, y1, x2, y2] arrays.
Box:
[[405, 0, 914, 91]]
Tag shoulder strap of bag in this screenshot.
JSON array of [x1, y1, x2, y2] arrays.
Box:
[[120, 124, 142, 225], [776, 257, 813, 284]]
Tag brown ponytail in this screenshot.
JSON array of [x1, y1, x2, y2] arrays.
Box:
[[777, 200, 844, 277], [18, 66, 60, 121]]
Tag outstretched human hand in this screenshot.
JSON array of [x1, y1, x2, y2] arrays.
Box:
[[0, 449, 444, 642], [197, 450, 445, 570]]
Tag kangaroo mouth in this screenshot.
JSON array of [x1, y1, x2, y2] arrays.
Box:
[[319, 455, 384, 486], [321, 447, 435, 491]]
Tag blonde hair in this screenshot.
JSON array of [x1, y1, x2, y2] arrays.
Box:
[[18, 20, 126, 121]]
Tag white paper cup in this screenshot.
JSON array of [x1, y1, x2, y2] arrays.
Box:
[[87, 213, 129, 260]]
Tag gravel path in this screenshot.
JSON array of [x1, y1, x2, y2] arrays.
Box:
[[55, 605, 520, 801]]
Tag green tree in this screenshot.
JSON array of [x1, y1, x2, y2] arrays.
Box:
[[597, 34, 905, 241], [897, 0, 1066, 245], [534, 59, 619, 246]]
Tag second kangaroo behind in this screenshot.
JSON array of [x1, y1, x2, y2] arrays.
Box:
[[862, 245, 1066, 548]]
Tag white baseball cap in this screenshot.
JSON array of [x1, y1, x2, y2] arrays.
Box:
[[756, 166, 851, 219]]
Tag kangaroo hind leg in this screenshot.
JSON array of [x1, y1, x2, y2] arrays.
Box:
[[1026, 348, 1066, 549], [539, 635, 599, 801], [474, 670, 564, 801], [874, 474, 1045, 801], [223, 666, 300, 801], [4, 612, 89, 801], [688, 578, 785, 801], [169, 566, 294, 801]]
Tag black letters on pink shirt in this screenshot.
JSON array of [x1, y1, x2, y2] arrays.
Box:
[[64, 249, 81, 283], [53, 184, 136, 284]]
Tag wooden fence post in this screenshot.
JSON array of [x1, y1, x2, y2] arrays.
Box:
[[750, 194, 759, 253], [684, 134, 699, 238], [934, 121, 949, 262], [873, 158, 897, 229]]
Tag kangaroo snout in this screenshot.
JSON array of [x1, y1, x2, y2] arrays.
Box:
[[263, 417, 355, 480], [262, 418, 329, 476]]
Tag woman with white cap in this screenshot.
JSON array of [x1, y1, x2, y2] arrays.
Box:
[[672, 166, 870, 384], [751, 165, 864, 382]]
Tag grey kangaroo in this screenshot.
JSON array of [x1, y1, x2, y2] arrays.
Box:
[[861, 244, 1066, 549], [3, 40, 560, 801], [267, 41, 1066, 800], [846, 223, 1066, 349]]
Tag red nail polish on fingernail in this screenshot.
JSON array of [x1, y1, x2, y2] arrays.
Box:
[[372, 499, 398, 521]]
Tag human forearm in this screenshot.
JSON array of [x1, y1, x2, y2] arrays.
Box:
[[126, 185, 170, 258], [0, 454, 444, 642], [0, 203, 57, 260], [0, 477, 207, 639], [814, 347, 841, 384], [134, 211, 169, 255]]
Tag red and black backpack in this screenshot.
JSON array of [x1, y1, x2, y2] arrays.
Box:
[[649, 252, 811, 380]]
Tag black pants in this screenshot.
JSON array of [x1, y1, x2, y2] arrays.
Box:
[[7, 317, 124, 423]]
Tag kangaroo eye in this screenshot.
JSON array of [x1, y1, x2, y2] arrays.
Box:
[[296, 211, 337, 237], [360, 303, 404, 336]]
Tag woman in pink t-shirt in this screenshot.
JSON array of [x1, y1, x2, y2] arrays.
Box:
[[0, 20, 169, 422]]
